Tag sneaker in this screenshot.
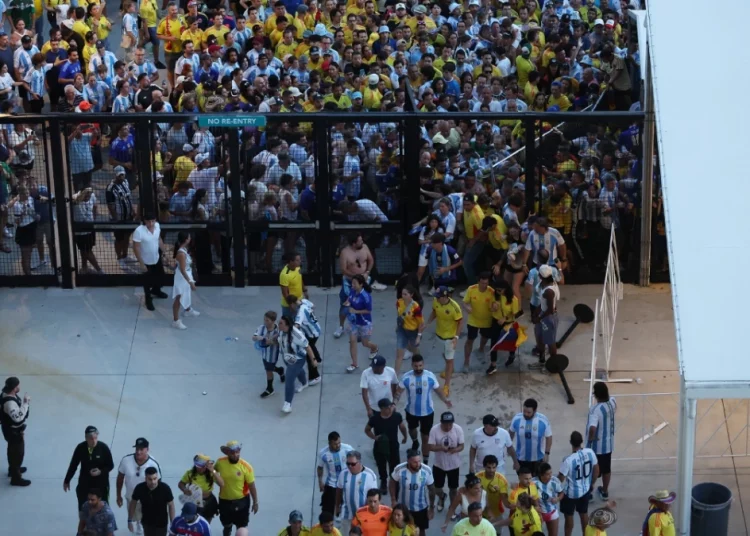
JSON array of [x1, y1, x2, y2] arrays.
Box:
[[505, 355, 516, 367], [403, 350, 413, 360], [309, 377, 322, 386], [531, 347, 540, 356], [450, 513, 460, 522], [412, 440, 420, 451], [155, 60, 167, 69], [442, 384, 450, 398], [333, 326, 344, 339], [152, 290, 168, 299], [346, 364, 359, 373], [281, 402, 292, 413], [276, 367, 286, 383], [145, 300, 155, 312], [172, 320, 187, 330], [598, 486, 609, 500], [371, 281, 387, 291], [486, 364, 497, 376], [369, 349, 379, 360], [184, 308, 200, 317], [295, 383, 308, 394], [10, 478, 30, 486], [429, 288, 439, 297], [260, 388, 274, 398]]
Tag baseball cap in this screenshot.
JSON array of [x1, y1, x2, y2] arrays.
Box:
[[302, 29, 313, 38], [440, 411, 455, 423], [182, 502, 198, 516], [195, 153, 209, 165], [539, 265, 554, 278], [208, 44, 221, 54], [482, 414, 499, 426], [175, 75, 188, 86], [310, 46, 320, 55], [133, 438, 149, 448], [395, 2, 406, 9], [593, 18, 604, 26], [85, 425, 99, 435], [605, 19, 615, 28], [95, 40, 105, 48], [2, 376, 19, 393], [372, 355, 386, 367], [449, 2, 461, 12], [288, 87, 302, 97], [183, 143, 195, 153], [435, 286, 451, 298], [187, 0, 198, 6], [78, 101, 92, 111], [469, 0, 480, 5], [413, 4, 427, 13], [311, 92, 323, 100], [114, 166, 126, 176], [351, 91, 363, 100], [368, 73, 379, 85], [379, 25, 390, 33], [377, 397, 394, 409], [21, 35, 31, 44], [289, 510, 304, 523]]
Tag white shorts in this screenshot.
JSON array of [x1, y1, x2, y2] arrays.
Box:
[[442, 338, 456, 360], [418, 253, 429, 267]]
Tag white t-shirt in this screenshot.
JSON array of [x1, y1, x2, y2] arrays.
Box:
[[471, 427, 513, 473], [350, 199, 388, 222], [132, 222, 161, 265], [428, 423, 465, 471], [360, 366, 398, 411], [117, 454, 162, 500]]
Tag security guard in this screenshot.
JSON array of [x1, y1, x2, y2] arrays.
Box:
[[1, 376, 30, 486]]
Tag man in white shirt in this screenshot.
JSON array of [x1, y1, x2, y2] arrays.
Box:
[[133, 213, 167, 312], [427, 412, 464, 512], [186, 154, 220, 209], [360, 356, 398, 417], [115, 437, 162, 535], [469, 414, 519, 474]]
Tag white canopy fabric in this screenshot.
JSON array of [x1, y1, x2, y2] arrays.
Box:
[[648, 0, 750, 386]]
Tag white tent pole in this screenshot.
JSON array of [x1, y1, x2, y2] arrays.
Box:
[[677, 379, 697, 535]]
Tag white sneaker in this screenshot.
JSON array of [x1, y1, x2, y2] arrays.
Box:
[[282, 402, 292, 413], [172, 320, 187, 330], [369, 349, 379, 359], [371, 281, 387, 291], [403, 350, 413, 360], [333, 326, 344, 338], [184, 308, 200, 317], [309, 377, 322, 386], [459, 290, 467, 298], [295, 382, 308, 394]]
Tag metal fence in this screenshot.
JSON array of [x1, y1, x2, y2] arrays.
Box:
[[0, 109, 646, 289]]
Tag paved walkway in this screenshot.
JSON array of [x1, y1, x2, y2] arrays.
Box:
[[0, 283, 746, 535]]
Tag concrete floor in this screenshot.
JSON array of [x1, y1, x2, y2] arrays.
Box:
[[0, 283, 746, 535]]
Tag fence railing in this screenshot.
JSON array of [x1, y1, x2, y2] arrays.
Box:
[[599, 226, 624, 377]]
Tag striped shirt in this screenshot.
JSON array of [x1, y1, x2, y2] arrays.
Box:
[[391, 462, 434, 512], [169, 514, 211, 535], [28, 68, 45, 99], [399, 370, 439, 417], [587, 398, 617, 455], [525, 228, 565, 265], [90, 51, 118, 80], [336, 466, 379, 520], [112, 94, 133, 113], [294, 299, 322, 339], [278, 326, 309, 362], [83, 81, 109, 112], [231, 27, 252, 50], [254, 324, 280, 364], [317, 443, 354, 488], [509, 412, 552, 462], [13, 46, 37, 77], [129, 60, 158, 80], [533, 476, 563, 514], [559, 449, 598, 499]]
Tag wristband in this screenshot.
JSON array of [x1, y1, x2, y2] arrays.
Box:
[[545, 451, 550, 455]]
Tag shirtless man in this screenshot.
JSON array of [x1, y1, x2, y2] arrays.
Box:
[[333, 233, 387, 338]]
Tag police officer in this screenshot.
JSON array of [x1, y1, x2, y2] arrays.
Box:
[[1, 376, 30, 486]]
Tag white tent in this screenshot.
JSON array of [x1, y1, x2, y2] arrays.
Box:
[[647, 0, 750, 533]]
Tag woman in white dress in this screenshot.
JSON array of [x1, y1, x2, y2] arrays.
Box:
[[172, 231, 200, 329]]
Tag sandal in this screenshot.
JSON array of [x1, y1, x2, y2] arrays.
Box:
[[346, 364, 359, 373]]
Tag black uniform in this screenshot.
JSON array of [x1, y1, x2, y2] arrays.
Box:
[[0, 390, 29, 484], [64, 440, 115, 508]]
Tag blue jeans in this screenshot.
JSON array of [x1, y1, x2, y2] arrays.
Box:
[[284, 357, 307, 404], [463, 242, 485, 285]]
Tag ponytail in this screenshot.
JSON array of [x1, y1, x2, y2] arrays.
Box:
[[174, 230, 190, 258]]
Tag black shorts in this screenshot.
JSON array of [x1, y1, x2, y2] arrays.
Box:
[[598, 452, 612, 475], [75, 232, 95, 252], [166, 52, 180, 71], [467, 325, 492, 341], [560, 494, 590, 516], [518, 460, 542, 477], [405, 411, 434, 436], [411, 507, 430, 530], [321, 485, 336, 515], [15, 222, 36, 247], [114, 229, 132, 242], [433, 466, 459, 489], [219, 496, 250, 528]]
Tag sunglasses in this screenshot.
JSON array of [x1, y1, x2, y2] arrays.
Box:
[[346, 462, 358, 466]]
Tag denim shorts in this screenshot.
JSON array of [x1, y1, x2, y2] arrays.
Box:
[[347, 321, 372, 341], [396, 326, 419, 350]]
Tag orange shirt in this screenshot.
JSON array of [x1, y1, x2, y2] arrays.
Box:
[[352, 505, 392, 536]]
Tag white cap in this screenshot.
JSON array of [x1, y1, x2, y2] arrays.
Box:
[[288, 87, 301, 97], [539, 265, 553, 278], [175, 75, 188, 86], [395, 2, 406, 9], [195, 153, 209, 165], [368, 73, 379, 85], [594, 18, 604, 26]]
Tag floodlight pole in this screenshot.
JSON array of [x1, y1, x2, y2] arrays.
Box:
[[639, 51, 656, 286], [677, 378, 697, 535]]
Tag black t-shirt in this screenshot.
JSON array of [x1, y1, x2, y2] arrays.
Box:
[[136, 84, 160, 110], [368, 411, 403, 453], [132, 481, 174, 528]]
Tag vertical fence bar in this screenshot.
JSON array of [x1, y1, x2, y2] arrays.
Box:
[[48, 118, 74, 288], [524, 118, 537, 216], [134, 119, 155, 217], [228, 128, 245, 288], [589, 299, 599, 407], [314, 120, 331, 288], [403, 115, 422, 269]]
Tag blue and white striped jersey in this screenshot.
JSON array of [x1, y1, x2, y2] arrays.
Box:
[[391, 462, 434, 512], [27, 69, 45, 99], [13, 46, 37, 77], [525, 228, 566, 265], [587, 398, 617, 455], [294, 298, 321, 339], [317, 443, 354, 488], [112, 94, 132, 113], [509, 412, 553, 462], [336, 466, 378, 519], [129, 60, 158, 80], [253, 323, 279, 364], [533, 476, 563, 514], [82, 81, 109, 112], [559, 449, 598, 499], [399, 370, 439, 417]]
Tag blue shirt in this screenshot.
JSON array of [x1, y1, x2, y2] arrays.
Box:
[[109, 135, 134, 165], [299, 185, 316, 219], [509, 412, 552, 462], [168, 514, 211, 535], [69, 133, 94, 175], [399, 370, 439, 417], [347, 288, 372, 326], [58, 59, 81, 83], [391, 462, 434, 512], [83, 81, 109, 112]]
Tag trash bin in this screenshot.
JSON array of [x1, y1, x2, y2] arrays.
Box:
[[691, 482, 732, 535]]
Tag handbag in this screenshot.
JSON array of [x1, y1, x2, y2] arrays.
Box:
[[121, 34, 134, 49]]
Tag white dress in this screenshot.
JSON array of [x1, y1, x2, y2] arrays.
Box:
[[172, 247, 195, 309]]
